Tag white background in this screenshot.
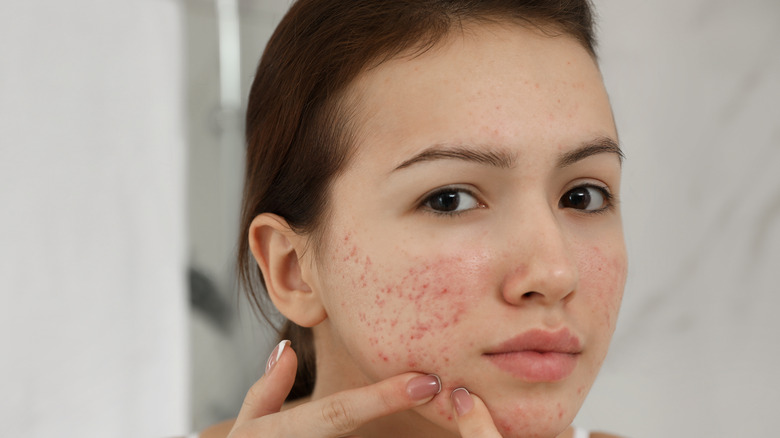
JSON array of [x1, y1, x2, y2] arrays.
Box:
[[1, 0, 778, 437], [0, 1, 188, 436]]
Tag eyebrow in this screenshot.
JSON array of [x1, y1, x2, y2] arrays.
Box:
[[393, 144, 515, 171], [557, 137, 624, 168], [391, 136, 623, 172]]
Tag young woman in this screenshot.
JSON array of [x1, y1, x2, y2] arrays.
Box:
[[202, 1, 627, 437]]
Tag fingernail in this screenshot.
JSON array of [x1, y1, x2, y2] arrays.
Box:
[[451, 387, 474, 416], [406, 374, 441, 401], [265, 340, 290, 375]]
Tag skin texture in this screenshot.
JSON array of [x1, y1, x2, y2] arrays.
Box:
[[260, 23, 627, 438]]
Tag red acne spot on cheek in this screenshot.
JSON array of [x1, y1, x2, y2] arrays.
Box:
[[374, 256, 476, 370], [342, 245, 358, 262], [496, 418, 514, 435], [581, 246, 625, 330], [435, 402, 451, 420], [409, 321, 431, 340]]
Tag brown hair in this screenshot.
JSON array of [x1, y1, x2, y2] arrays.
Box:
[[237, 0, 598, 400]]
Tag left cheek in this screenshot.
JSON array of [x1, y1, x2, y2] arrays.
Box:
[[575, 244, 627, 335]]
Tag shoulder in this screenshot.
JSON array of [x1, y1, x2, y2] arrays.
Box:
[[198, 419, 235, 438]]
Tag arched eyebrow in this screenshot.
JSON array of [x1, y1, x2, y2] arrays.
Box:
[[391, 136, 623, 172], [557, 137, 624, 168], [392, 144, 515, 171]]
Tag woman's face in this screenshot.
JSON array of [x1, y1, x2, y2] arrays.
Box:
[[305, 23, 626, 437]]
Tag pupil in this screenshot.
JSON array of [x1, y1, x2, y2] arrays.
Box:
[[434, 192, 459, 211], [568, 188, 590, 209]]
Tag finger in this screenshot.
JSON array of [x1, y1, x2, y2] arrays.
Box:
[[451, 388, 502, 438], [287, 372, 441, 436], [233, 340, 297, 426]]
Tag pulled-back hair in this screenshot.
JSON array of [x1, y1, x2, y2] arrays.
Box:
[[237, 0, 598, 400]]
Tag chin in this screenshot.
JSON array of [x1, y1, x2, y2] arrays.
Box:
[[418, 386, 581, 438], [499, 381, 591, 437], [488, 402, 576, 438]]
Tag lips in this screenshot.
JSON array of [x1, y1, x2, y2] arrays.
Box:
[[483, 328, 582, 382]]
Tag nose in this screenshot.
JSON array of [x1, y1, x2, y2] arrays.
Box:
[[500, 208, 579, 307]]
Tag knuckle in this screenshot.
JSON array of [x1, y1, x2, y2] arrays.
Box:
[[227, 423, 253, 438], [378, 386, 399, 411], [320, 397, 358, 432], [246, 383, 262, 401], [243, 383, 263, 408]]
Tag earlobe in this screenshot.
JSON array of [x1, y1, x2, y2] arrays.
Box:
[[248, 214, 327, 327]]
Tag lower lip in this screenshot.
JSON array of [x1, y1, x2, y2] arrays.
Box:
[[484, 351, 579, 382]]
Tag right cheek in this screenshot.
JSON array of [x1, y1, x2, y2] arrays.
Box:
[[350, 271, 476, 374]]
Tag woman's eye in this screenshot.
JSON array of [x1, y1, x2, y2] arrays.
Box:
[[559, 185, 611, 212], [423, 188, 481, 215]]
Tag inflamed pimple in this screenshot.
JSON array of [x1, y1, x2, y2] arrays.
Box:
[[497, 417, 517, 435]]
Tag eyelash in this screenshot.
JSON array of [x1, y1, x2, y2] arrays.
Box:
[[418, 183, 617, 217], [560, 183, 616, 215], [419, 186, 483, 217]]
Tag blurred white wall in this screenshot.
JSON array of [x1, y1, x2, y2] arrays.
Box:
[[183, 0, 287, 431], [0, 1, 188, 436], [575, 0, 780, 436]]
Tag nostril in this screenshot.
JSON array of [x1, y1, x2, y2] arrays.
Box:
[[521, 291, 544, 300]]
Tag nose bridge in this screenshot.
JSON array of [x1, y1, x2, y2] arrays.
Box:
[[501, 203, 579, 306]]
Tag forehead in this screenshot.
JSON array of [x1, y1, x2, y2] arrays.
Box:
[[341, 23, 615, 173]]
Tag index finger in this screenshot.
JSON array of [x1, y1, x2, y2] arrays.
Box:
[[285, 372, 441, 436]]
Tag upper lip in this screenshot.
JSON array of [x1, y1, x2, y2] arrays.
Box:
[[484, 328, 583, 355]]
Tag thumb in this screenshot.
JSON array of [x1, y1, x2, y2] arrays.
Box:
[[451, 388, 502, 438], [233, 340, 298, 426]]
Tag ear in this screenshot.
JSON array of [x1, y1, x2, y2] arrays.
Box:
[[248, 213, 327, 328]]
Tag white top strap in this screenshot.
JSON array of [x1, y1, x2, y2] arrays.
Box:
[[573, 427, 591, 438]]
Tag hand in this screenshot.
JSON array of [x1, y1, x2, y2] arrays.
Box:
[[226, 340, 442, 437], [451, 387, 503, 437]]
